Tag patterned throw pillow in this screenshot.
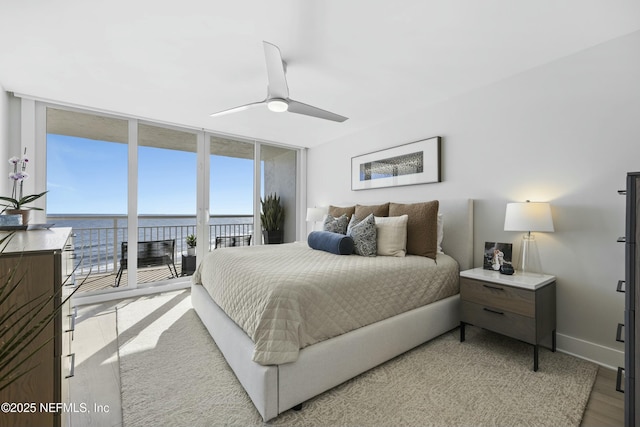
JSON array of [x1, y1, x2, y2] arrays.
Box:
[[323, 214, 349, 234], [347, 213, 377, 256]]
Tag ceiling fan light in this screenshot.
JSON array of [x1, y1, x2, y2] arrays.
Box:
[[267, 99, 288, 113]]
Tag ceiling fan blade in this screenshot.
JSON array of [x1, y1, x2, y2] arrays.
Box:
[[263, 41, 289, 99], [287, 100, 348, 122], [210, 101, 265, 118]]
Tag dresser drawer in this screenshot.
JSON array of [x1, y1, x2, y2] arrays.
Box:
[[461, 301, 536, 344], [460, 277, 535, 317]]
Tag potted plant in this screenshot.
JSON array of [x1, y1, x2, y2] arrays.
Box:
[[260, 193, 285, 244], [0, 150, 47, 225], [186, 234, 196, 256]]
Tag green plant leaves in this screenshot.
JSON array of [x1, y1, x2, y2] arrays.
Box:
[[260, 193, 285, 231]]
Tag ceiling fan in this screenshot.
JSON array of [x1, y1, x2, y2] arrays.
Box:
[[210, 41, 348, 122]]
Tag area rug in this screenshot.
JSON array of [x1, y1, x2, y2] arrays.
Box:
[[117, 290, 598, 427]]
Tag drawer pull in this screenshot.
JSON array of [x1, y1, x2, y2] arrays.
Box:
[[65, 307, 77, 333], [483, 307, 505, 316], [616, 280, 626, 293], [65, 353, 76, 379], [483, 284, 505, 291], [618, 190, 627, 195], [616, 323, 625, 342], [617, 237, 626, 243], [616, 367, 625, 393]]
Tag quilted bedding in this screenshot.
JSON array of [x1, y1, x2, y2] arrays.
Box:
[[192, 242, 459, 365]]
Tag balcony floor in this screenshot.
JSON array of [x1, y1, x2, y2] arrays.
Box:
[[76, 264, 192, 293]]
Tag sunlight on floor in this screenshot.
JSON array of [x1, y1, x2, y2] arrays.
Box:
[[118, 290, 191, 357]]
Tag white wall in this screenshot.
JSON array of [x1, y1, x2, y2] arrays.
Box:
[[306, 31, 640, 368]]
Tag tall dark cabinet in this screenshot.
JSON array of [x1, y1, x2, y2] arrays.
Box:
[[622, 172, 640, 427]]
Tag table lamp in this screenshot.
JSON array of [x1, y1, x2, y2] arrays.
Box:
[[306, 207, 327, 232], [504, 201, 554, 274]]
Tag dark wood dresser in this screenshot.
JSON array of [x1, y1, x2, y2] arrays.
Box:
[[0, 227, 76, 427]]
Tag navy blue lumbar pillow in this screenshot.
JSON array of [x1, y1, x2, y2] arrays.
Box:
[[308, 231, 354, 255]]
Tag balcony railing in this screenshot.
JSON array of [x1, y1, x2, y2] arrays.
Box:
[[46, 214, 253, 276]]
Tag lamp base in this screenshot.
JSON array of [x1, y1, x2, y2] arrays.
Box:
[[515, 234, 543, 275]]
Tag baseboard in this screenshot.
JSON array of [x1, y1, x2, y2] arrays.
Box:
[[556, 333, 624, 370]]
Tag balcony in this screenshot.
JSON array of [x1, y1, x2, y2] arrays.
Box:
[[47, 214, 253, 293]]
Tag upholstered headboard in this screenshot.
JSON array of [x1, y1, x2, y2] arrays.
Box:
[[438, 199, 474, 271]]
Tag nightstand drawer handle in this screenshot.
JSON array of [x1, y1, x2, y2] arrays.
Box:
[[483, 284, 504, 291], [617, 237, 626, 243], [616, 367, 625, 393], [616, 323, 625, 342], [483, 307, 504, 315], [616, 280, 626, 293]]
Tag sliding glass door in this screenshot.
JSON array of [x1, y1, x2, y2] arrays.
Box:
[[209, 136, 254, 251], [46, 108, 130, 291], [137, 123, 198, 283]]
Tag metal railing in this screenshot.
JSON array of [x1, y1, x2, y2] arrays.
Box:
[[46, 214, 253, 275]]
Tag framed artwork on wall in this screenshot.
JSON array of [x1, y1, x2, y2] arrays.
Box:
[[351, 136, 441, 190], [483, 242, 513, 271]]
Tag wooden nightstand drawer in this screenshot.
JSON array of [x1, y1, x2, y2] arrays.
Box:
[[460, 277, 534, 318], [459, 268, 556, 372], [461, 301, 536, 344]]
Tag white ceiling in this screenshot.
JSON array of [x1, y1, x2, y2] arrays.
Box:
[[1, 0, 639, 148]]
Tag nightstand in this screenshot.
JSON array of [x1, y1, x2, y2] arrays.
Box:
[[459, 267, 556, 371]]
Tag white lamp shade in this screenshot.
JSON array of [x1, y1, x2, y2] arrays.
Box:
[[504, 202, 554, 232], [306, 207, 326, 222]]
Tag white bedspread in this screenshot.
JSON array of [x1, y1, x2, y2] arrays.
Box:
[[192, 242, 459, 365]]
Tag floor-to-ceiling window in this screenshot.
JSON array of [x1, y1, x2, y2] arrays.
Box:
[[209, 135, 254, 250], [41, 101, 300, 297], [46, 107, 131, 292], [260, 144, 297, 243], [137, 123, 198, 283]]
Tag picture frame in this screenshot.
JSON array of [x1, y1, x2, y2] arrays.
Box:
[[351, 136, 441, 191], [483, 242, 513, 271]]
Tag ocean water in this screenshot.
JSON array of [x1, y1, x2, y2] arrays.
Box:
[[47, 215, 254, 274]]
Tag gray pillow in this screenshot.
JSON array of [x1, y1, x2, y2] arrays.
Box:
[[323, 214, 349, 234], [347, 213, 377, 256]]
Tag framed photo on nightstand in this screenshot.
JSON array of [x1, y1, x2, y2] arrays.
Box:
[[483, 242, 513, 271]]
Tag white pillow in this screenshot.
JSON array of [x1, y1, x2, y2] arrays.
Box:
[[374, 215, 408, 257], [437, 213, 444, 253]]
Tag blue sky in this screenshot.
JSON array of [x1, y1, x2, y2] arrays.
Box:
[[46, 134, 254, 215]]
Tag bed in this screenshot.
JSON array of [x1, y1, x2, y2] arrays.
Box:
[[191, 199, 473, 421]]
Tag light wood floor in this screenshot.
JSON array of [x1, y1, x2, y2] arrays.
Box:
[[71, 300, 624, 427]]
